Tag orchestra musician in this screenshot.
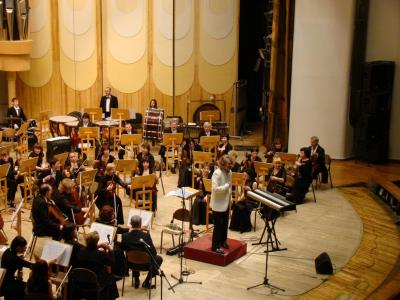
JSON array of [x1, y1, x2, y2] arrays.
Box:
[[118, 122, 134, 159], [77, 231, 119, 299], [62, 223, 84, 268], [77, 112, 95, 128], [6, 97, 27, 129], [0, 150, 19, 207], [149, 98, 158, 109], [191, 162, 213, 225], [137, 142, 155, 174], [31, 184, 64, 240], [121, 215, 163, 289], [228, 150, 241, 172], [289, 147, 313, 204], [94, 144, 115, 180], [199, 122, 218, 138], [38, 159, 62, 189], [217, 135, 233, 159], [159, 120, 183, 173], [266, 157, 286, 193], [308, 136, 328, 184], [63, 152, 85, 180], [95, 163, 127, 225], [137, 156, 158, 212], [26, 260, 56, 300], [265, 137, 285, 162], [211, 155, 233, 255], [28, 143, 46, 172], [229, 168, 258, 233], [241, 147, 262, 173], [0, 236, 32, 300], [51, 178, 89, 222], [100, 87, 118, 119]]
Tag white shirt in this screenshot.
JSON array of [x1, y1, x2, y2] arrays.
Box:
[[210, 167, 232, 212], [106, 97, 111, 112], [14, 106, 20, 116]]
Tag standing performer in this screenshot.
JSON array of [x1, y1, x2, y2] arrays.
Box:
[[211, 155, 233, 254], [99, 87, 118, 119], [7, 97, 27, 129]]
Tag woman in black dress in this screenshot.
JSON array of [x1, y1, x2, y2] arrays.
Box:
[[266, 157, 286, 193], [1, 236, 32, 300], [191, 163, 213, 225], [26, 260, 55, 300], [290, 147, 313, 204]]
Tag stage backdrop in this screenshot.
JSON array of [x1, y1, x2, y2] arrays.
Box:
[[16, 0, 239, 133]]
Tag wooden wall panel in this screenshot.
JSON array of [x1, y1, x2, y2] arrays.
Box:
[[16, 0, 238, 134]]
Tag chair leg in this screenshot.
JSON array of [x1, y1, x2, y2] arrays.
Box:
[[29, 235, 37, 260], [329, 169, 333, 188], [312, 183, 317, 202], [172, 235, 175, 248], [160, 231, 163, 254], [253, 210, 257, 232], [121, 274, 125, 296]]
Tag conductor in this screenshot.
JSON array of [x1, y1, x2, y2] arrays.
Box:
[[211, 155, 233, 254]]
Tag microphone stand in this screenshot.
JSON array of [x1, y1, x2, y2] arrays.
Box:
[[141, 240, 175, 300], [159, 159, 165, 195], [170, 186, 202, 289]]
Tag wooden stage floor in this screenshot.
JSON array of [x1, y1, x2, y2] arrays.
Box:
[[2, 159, 400, 299]]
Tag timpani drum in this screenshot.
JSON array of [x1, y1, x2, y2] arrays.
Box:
[[49, 116, 78, 137], [143, 108, 164, 141]]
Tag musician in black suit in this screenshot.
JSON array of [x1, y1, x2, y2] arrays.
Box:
[[198, 122, 218, 138], [77, 112, 95, 128], [31, 184, 63, 240], [121, 215, 163, 289], [159, 120, 182, 173], [99, 87, 118, 118], [118, 122, 134, 159], [38, 159, 63, 189], [308, 136, 328, 184], [7, 97, 27, 129]]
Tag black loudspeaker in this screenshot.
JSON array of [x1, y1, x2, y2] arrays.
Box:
[[315, 252, 333, 275], [354, 61, 394, 163], [46, 137, 72, 161]]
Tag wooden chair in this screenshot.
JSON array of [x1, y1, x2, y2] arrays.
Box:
[[129, 174, 156, 209], [191, 151, 212, 188], [70, 268, 105, 300], [162, 133, 183, 175], [17, 157, 38, 206], [15, 125, 30, 160], [36, 120, 51, 145], [203, 178, 213, 232], [199, 136, 220, 161], [0, 164, 10, 210], [160, 208, 191, 253], [115, 159, 137, 199], [253, 161, 272, 189], [314, 154, 333, 189], [122, 250, 156, 297], [78, 127, 99, 161]]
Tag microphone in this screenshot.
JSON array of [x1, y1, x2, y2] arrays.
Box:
[[107, 234, 111, 244], [139, 238, 150, 248]]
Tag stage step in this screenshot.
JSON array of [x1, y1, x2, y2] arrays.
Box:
[[184, 235, 247, 266]]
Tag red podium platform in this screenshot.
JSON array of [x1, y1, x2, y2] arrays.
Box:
[[184, 235, 247, 266]]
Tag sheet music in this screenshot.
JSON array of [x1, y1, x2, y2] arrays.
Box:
[[127, 209, 152, 230], [166, 188, 193, 198], [90, 222, 115, 245], [41, 240, 72, 267]]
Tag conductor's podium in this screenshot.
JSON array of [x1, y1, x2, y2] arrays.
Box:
[[184, 235, 247, 266]]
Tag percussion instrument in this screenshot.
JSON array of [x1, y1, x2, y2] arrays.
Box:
[[95, 120, 120, 143], [248, 189, 296, 212], [211, 121, 229, 136], [143, 108, 164, 141], [46, 137, 72, 161], [49, 116, 78, 137]]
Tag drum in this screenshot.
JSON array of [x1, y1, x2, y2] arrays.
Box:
[[212, 121, 229, 136], [143, 108, 164, 141], [49, 116, 78, 137], [64, 121, 79, 142]]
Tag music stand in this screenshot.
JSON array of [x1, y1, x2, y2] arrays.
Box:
[[11, 199, 24, 236], [78, 127, 99, 160], [111, 108, 130, 131], [78, 169, 98, 222], [191, 151, 212, 188], [84, 107, 102, 123], [19, 157, 38, 207], [169, 186, 202, 289], [253, 161, 272, 189], [162, 133, 183, 175], [199, 136, 220, 159], [199, 110, 221, 124], [15, 122, 29, 136], [129, 175, 156, 209], [120, 134, 142, 159], [54, 152, 69, 166], [0, 163, 10, 212], [115, 159, 137, 198]]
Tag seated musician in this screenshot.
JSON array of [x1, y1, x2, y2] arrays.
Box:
[[62, 223, 84, 268], [134, 156, 158, 212], [31, 184, 63, 240], [63, 152, 85, 180], [192, 162, 213, 225], [228, 150, 241, 172], [230, 168, 258, 233], [77, 231, 119, 299], [118, 122, 134, 159], [77, 112, 94, 128], [308, 136, 328, 184], [265, 138, 285, 163], [1, 236, 32, 300], [241, 147, 262, 172], [0, 149, 20, 207], [136, 142, 155, 173], [217, 135, 233, 159], [29, 143, 46, 172], [159, 120, 183, 173], [94, 144, 115, 180], [289, 147, 313, 204], [96, 163, 127, 225], [266, 157, 286, 193], [52, 178, 89, 222], [121, 215, 163, 289], [100, 87, 118, 119], [38, 159, 62, 189], [199, 121, 217, 138], [26, 260, 56, 300], [7, 97, 27, 129], [178, 141, 194, 188]]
